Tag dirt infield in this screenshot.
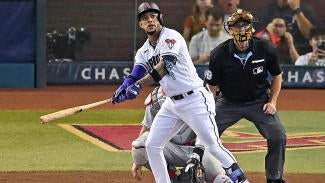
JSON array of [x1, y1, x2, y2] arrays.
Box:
[[0, 84, 324, 111], [1, 172, 324, 183], [0, 85, 324, 182]]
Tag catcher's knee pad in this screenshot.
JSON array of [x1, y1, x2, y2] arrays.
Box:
[[131, 131, 149, 165], [213, 173, 234, 183]]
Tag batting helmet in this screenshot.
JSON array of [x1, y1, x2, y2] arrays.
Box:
[[225, 9, 255, 42], [137, 2, 163, 24]]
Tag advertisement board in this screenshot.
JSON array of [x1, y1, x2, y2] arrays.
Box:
[[47, 62, 325, 88]]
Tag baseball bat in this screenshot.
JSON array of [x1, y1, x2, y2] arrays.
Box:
[[40, 98, 112, 124]]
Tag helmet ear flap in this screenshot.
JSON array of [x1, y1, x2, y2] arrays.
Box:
[[159, 13, 164, 25]]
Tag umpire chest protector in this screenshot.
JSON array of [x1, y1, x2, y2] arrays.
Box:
[[207, 38, 282, 102]]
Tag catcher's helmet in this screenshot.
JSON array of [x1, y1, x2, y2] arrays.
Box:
[[225, 9, 255, 42], [137, 2, 163, 25]]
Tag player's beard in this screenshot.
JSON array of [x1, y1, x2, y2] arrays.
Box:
[[146, 29, 156, 35], [146, 24, 162, 36]]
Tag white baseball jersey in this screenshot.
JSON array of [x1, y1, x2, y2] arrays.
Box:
[[132, 86, 229, 182], [134, 27, 203, 97], [137, 27, 239, 183]]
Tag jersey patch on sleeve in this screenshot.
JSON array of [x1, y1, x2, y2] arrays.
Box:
[[165, 39, 176, 49]]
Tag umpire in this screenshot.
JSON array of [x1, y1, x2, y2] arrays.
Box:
[[205, 9, 287, 183]]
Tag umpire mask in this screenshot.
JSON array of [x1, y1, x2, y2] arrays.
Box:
[[225, 9, 255, 42]]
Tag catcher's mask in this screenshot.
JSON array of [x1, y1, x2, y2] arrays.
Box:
[[225, 9, 255, 42], [137, 2, 163, 25]]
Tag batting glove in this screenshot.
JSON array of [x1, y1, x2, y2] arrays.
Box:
[[126, 82, 142, 100], [112, 85, 127, 104]]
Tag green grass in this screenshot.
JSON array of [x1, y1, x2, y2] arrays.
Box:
[[0, 110, 324, 174]]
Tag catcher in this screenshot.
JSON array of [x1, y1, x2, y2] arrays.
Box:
[[131, 86, 233, 183]]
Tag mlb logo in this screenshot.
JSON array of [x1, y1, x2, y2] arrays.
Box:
[[253, 66, 263, 75]]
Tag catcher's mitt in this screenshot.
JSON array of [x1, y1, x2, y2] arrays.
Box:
[[172, 163, 205, 183]]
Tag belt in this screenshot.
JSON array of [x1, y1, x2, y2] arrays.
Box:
[[171, 90, 194, 100]]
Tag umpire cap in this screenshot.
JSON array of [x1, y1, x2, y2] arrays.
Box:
[[137, 2, 163, 24]]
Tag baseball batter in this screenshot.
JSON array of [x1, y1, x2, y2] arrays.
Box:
[[131, 86, 233, 183], [205, 9, 287, 183], [112, 2, 249, 183]]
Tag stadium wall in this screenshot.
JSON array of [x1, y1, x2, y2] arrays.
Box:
[[0, 0, 324, 88], [0, 0, 46, 88], [47, 63, 325, 88]]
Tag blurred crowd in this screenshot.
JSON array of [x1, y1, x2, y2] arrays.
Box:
[[182, 0, 325, 66]]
